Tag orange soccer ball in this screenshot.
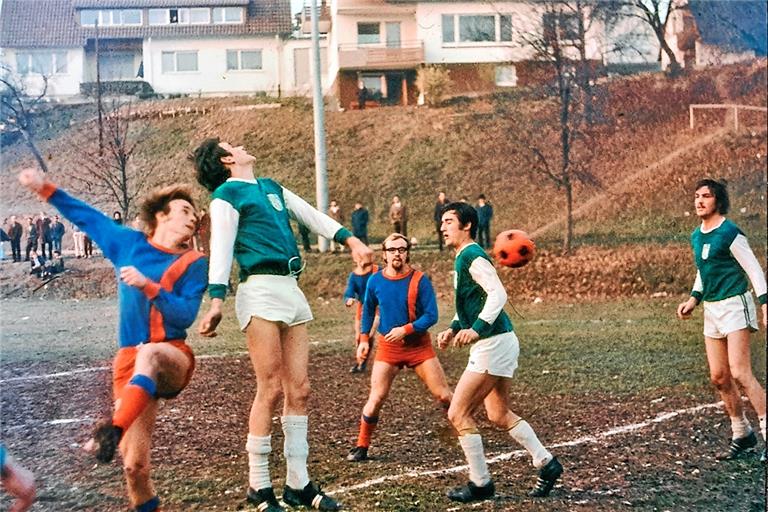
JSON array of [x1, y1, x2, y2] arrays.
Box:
[[493, 230, 536, 268]]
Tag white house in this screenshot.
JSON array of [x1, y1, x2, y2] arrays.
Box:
[[0, 0, 330, 98]]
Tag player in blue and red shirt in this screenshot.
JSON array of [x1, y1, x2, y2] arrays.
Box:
[[347, 233, 452, 462], [343, 260, 379, 373], [19, 168, 207, 512]]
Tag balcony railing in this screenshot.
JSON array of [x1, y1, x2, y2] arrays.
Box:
[[338, 40, 424, 69], [298, 4, 331, 34]]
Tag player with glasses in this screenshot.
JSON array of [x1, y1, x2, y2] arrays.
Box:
[[347, 233, 453, 462]]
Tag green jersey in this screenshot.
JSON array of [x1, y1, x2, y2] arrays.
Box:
[[690, 218, 767, 305], [449, 242, 513, 338], [208, 178, 351, 299]]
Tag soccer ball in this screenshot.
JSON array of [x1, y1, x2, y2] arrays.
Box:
[[493, 230, 536, 268]]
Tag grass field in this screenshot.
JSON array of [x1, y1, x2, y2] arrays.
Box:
[[1, 296, 765, 511]]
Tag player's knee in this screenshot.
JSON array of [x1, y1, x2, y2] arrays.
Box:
[[729, 367, 753, 388], [285, 378, 311, 408], [434, 389, 452, 408], [256, 377, 284, 407], [709, 371, 731, 389], [447, 406, 469, 429], [485, 408, 510, 427]]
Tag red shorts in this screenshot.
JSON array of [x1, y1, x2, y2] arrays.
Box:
[[374, 333, 436, 368], [112, 340, 195, 400]]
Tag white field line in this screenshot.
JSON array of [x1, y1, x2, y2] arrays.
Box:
[[327, 401, 724, 496], [0, 339, 345, 384]]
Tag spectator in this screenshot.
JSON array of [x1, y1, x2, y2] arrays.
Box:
[[9, 215, 23, 263], [24, 217, 38, 261], [72, 225, 85, 258], [476, 194, 493, 249], [83, 233, 93, 258], [39, 213, 52, 259], [113, 211, 123, 225], [351, 201, 370, 245], [43, 250, 65, 278], [0, 221, 8, 261], [357, 82, 369, 110], [388, 195, 407, 237], [50, 215, 66, 253], [297, 222, 312, 252], [434, 191, 450, 251], [29, 249, 45, 277], [328, 200, 344, 252]]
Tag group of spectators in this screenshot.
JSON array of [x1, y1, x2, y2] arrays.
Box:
[[303, 192, 494, 252]]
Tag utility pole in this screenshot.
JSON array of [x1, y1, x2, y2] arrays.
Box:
[[310, 0, 329, 252], [95, 18, 104, 155]]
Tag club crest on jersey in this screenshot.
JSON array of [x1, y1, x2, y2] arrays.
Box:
[[267, 194, 284, 211], [701, 244, 710, 260]]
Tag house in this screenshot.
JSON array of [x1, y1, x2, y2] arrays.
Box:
[[324, 0, 660, 109], [665, 0, 767, 69], [0, 0, 330, 98]]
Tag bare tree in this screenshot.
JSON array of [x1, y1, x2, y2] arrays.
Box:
[[615, 0, 685, 76], [0, 65, 51, 172], [519, 1, 600, 254], [69, 101, 154, 219]]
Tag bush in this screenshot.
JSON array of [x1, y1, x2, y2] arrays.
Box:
[[415, 66, 452, 107]]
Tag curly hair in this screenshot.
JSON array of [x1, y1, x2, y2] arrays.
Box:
[[695, 178, 730, 215], [190, 138, 232, 192], [139, 184, 197, 235]]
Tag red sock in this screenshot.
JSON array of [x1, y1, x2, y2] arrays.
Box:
[[113, 374, 156, 431], [356, 415, 378, 448]]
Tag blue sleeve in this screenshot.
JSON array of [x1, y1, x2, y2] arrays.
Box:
[[412, 275, 438, 332], [343, 273, 356, 301], [48, 188, 136, 264], [0, 442, 6, 474], [361, 278, 379, 335], [151, 257, 209, 329]]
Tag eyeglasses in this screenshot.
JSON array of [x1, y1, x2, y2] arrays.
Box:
[[384, 247, 408, 254]]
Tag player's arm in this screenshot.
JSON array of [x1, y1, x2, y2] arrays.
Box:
[[19, 168, 132, 262], [283, 187, 372, 264], [677, 271, 702, 319], [199, 198, 238, 336], [140, 258, 208, 329], [344, 273, 357, 307], [357, 284, 379, 362], [730, 234, 768, 326]]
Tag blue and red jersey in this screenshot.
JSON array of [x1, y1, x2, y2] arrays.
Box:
[[343, 265, 378, 302], [360, 268, 438, 342], [43, 184, 208, 348]]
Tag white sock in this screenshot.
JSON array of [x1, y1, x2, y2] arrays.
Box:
[[508, 420, 552, 469], [759, 415, 766, 441], [458, 433, 491, 487], [730, 414, 752, 440], [282, 416, 310, 490], [246, 434, 272, 491]]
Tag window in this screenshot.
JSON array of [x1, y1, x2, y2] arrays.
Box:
[[80, 10, 98, 26], [357, 23, 380, 45], [442, 14, 513, 44], [495, 65, 517, 86], [213, 7, 243, 24], [500, 15, 513, 42], [149, 9, 168, 25], [543, 12, 580, 42], [459, 15, 495, 42], [79, 9, 141, 27], [190, 8, 210, 24], [442, 14, 455, 43], [161, 51, 198, 72], [15, 52, 68, 75], [226, 49, 263, 70]]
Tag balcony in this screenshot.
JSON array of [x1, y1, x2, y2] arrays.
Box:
[[298, 4, 331, 35], [338, 41, 424, 70]]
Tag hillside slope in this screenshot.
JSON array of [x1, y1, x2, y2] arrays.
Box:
[[1, 62, 765, 250]]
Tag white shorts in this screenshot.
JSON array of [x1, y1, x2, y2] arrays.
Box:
[[235, 274, 313, 331], [466, 331, 520, 378], [702, 292, 758, 339]]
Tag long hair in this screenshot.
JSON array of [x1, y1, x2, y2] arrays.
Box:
[[140, 184, 197, 235], [695, 178, 730, 215]]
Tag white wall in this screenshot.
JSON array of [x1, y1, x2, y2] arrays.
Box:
[[2, 48, 84, 97], [143, 35, 283, 95], [282, 38, 330, 96]]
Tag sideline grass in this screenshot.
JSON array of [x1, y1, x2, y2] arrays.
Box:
[[1, 297, 764, 398]]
